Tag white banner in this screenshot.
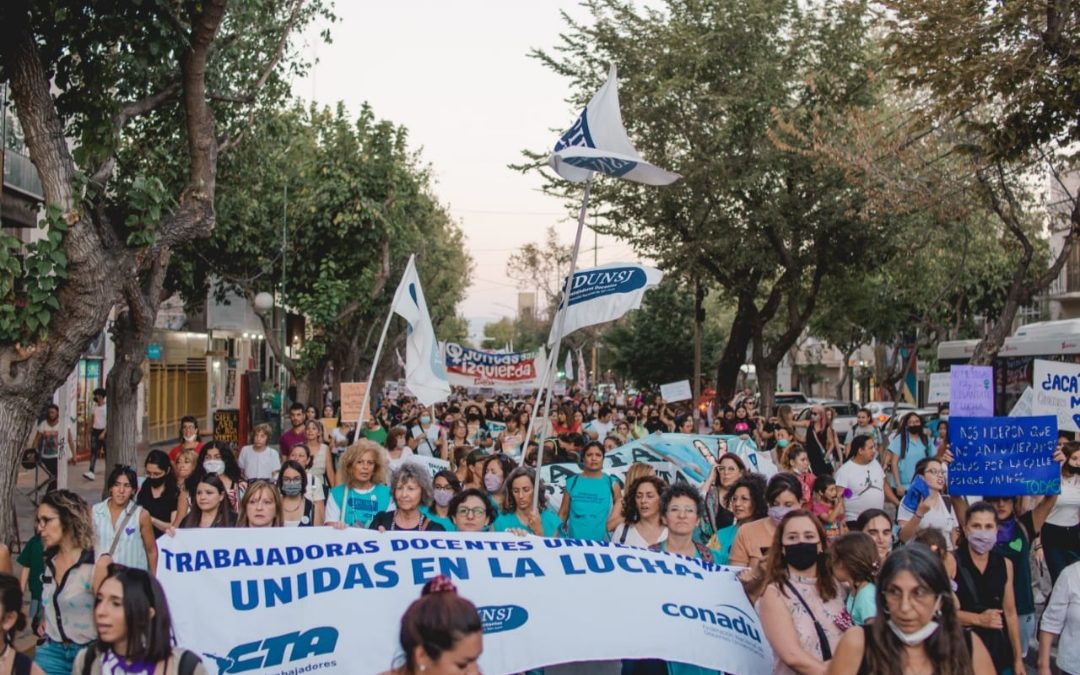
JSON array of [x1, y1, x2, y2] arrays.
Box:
[[549, 263, 664, 346], [1033, 358, 1080, 431], [1008, 386, 1034, 418], [927, 372, 950, 404], [159, 529, 771, 674], [443, 342, 547, 390]]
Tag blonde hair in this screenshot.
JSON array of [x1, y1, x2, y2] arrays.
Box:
[[341, 440, 389, 488], [623, 462, 656, 490], [237, 482, 283, 527], [252, 423, 273, 441], [40, 490, 95, 551]]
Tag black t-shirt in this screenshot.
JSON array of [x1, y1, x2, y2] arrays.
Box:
[[369, 511, 446, 532], [136, 482, 180, 539], [804, 427, 833, 476]]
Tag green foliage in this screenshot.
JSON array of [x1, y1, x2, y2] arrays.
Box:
[[605, 278, 724, 389], [0, 206, 68, 342], [481, 316, 546, 353]]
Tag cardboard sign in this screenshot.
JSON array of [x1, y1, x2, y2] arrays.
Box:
[[949, 365, 994, 417], [212, 409, 239, 446], [660, 380, 693, 403], [948, 415, 1060, 496], [927, 372, 950, 404], [340, 382, 367, 423]]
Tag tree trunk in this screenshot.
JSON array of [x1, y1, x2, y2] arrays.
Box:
[[756, 365, 778, 414], [692, 280, 703, 424], [834, 347, 855, 400], [0, 397, 40, 546], [715, 294, 755, 402]]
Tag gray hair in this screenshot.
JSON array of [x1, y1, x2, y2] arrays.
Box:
[[390, 461, 434, 507]]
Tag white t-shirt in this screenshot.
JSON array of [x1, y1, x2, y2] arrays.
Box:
[[91, 403, 107, 430], [237, 445, 281, 480], [589, 419, 614, 440], [409, 424, 441, 457], [898, 495, 959, 550], [835, 459, 886, 522], [1045, 474, 1080, 528], [610, 523, 668, 548]]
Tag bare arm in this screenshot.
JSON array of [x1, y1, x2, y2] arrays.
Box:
[[139, 510, 158, 575], [323, 446, 336, 487], [559, 491, 570, 525], [1030, 493, 1058, 534], [759, 585, 829, 675], [826, 627, 865, 675], [605, 483, 624, 531], [1002, 560, 1023, 674]]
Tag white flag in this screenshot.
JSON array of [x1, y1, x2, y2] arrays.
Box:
[[390, 255, 450, 406], [564, 350, 574, 381], [548, 263, 664, 346], [549, 65, 680, 186], [576, 348, 588, 391]]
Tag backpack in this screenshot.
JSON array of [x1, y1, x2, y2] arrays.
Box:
[[81, 645, 202, 675]]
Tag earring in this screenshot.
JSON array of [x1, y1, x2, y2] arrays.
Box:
[[419, 666, 426, 672]]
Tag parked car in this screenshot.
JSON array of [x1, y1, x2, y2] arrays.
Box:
[[795, 400, 861, 443], [773, 391, 812, 415]]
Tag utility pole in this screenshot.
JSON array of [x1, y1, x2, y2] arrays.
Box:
[[591, 221, 599, 388], [692, 279, 704, 429]]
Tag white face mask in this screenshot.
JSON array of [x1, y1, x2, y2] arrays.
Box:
[[183, 433, 198, 443], [203, 459, 226, 475], [887, 597, 942, 646]]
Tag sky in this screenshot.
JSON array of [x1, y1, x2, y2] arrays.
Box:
[[292, 1, 644, 343]]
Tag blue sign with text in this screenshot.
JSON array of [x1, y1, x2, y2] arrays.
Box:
[[948, 416, 1060, 497]]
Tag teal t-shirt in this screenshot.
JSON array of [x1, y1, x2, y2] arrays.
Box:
[[708, 524, 739, 566], [889, 434, 929, 489], [329, 483, 390, 528], [566, 474, 615, 541], [668, 664, 719, 675], [493, 510, 562, 536], [420, 506, 455, 532], [847, 582, 877, 626]]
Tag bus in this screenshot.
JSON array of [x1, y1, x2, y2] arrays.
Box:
[[936, 319, 1080, 415]]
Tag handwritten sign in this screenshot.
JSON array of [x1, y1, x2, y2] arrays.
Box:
[[660, 379, 693, 403], [948, 416, 1060, 497], [927, 372, 950, 404], [949, 366, 994, 417], [339, 382, 366, 423], [1033, 359, 1080, 432], [212, 409, 239, 446]]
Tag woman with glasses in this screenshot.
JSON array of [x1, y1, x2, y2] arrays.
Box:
[[278, 460, 321, 527], [648, 484, 714, 562], [827, 544, 993, 675], [697, 453, 747, 542], [90, 466, 156, 573], [449, 489, 495, 533], [898, 458, 959, 550], [34, 491, 110, 675], [611, 476, 669, 548], [75, 564, 208, 674], [136, 450, 180, 539], [493, 467, 561, 536]]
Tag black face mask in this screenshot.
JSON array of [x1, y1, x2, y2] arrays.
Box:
[[1067, 464, 1080, 476], [908, 425, 923, 434], [147, 475, 167, 488], [783, 542, 820, 571]]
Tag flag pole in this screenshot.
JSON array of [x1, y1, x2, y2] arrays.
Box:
[[355, 303, 395, 442], [530, 174, 594, 510]]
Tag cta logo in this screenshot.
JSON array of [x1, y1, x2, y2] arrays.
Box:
[[478, 604, 529, 634], [661, 603, 762, 643], [205, 626, 338, 673]]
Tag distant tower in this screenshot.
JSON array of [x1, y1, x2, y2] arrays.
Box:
[[517, 292, 536, 321]]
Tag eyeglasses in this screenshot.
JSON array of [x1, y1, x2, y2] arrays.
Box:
[[666, 506, 698, 515], [35, 516, 57, 528], [884, 585, 938, 607], [456, 507, 487, 518], [923, 469, 945, 476]]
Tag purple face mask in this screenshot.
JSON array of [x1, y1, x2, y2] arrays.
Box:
[[768, 505, 793, 525], [967, 529, 997, 555]]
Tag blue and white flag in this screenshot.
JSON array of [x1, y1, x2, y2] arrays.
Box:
[[549, 65, 680, 186], [548, 263, 664, 345], [390, 255, 450, 406]]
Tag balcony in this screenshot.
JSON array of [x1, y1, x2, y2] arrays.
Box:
[[2, 149, 43, 200]]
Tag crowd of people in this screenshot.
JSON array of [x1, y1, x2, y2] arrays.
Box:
[[8, 388, 1080, 674]]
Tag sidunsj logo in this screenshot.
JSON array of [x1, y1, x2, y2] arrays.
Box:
[[566, 267, 647, 306], [477, 604, 529, 634], [661, 603, 763, 643], [204, 626, 338, 673]]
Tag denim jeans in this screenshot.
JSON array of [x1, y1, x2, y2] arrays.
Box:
[[34, 639, 83, 675]]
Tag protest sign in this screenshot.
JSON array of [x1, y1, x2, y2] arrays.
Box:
[[539, 460, 688, 510], [660, 379, 693, 403], [160, 529, 771, 675], [948, 416, 1060, 497], [1033, 358, 1080, 432], [604, 433, 777, 484], [339, 382, 366, 423], [444, 343, 546, 390], [927, 372, 950, 404], [390, 454, 450, 480], [1008, 387, 1033, 418], [950, 366, 994, 417]]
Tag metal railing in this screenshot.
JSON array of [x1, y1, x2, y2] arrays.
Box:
[[2, 149, 43, 199]]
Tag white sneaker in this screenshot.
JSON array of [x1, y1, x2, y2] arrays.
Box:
[[82, 471, 95, 480]]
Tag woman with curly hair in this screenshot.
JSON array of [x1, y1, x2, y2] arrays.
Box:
[[326, 440, 391, 529], [610, 476, 668, 547], [34, 491, 110, 675], [370, 463, 445, 532], [648, 483, 714, 562]]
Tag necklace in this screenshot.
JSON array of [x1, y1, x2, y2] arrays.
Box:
[[792, 573, 817, 584], [283, 500, 302, 513]]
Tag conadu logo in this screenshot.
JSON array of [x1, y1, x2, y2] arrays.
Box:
[[661, 603, 763, 643], [477, 604, 529, 634]]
